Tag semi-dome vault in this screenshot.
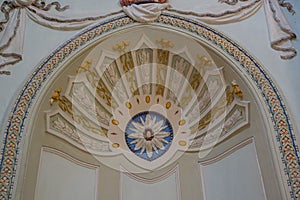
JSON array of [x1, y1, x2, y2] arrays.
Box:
[[0, 14, 299, 200], [46, 29, 249, 170]]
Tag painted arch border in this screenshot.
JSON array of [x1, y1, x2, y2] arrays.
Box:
[[0, 13, 299, 199]]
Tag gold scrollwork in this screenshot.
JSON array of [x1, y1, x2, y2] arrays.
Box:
[[156, 49, 169, 95], [156, 85, 165, 95], [197, 113, 212, 130], [76, 59, 98, 84], [197, 55, 213, 67], [96, 80, 112, 107], [120, 52, 134, 73], [50, 88, 107, 136], [190, 72, 201, 90], [77, 59, 112, 107], [156, 39, 174, 48], [157, 49, 169, 65], [226, 80, 243, 105], [192, 95, 229, 132], [193, 80, 244, 131], [231, 80, 243, 99], [113, 41, 130, 52], [50, 88, 72, 115]]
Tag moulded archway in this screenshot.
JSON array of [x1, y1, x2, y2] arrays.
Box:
[[0, 13, 299, 200]]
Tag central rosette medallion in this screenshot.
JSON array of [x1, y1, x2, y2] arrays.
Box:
[[107, 94, 190, 170], [125, 111, 173, 161]]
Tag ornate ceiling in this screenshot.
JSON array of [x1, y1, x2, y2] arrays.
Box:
[[46, 27, 250, 171]]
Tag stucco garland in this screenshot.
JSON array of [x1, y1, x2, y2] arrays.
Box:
[[0, 0, 297, 75], [0, 13, 299, 199]]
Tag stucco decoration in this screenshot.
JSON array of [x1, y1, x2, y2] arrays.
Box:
[[120, 0, 168, 7], [124, 111, 174, 161], [263, 0, 297, 59], [0, 13, 299, 200], [45, 34, 250, 170], [0, 0, 123, 75], [0, 0, 297, 75], [122, 3, 171, 22]]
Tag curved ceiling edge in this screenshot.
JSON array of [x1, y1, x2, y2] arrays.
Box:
[[0, 13, 299, 200]]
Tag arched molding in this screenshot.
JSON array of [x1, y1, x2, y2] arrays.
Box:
[[120, 164, 180, 184], [0, 13, 298, 199], [199, 137, 254, 166]]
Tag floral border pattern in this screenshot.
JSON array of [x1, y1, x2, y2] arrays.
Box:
[[0, 13, 299, 199]]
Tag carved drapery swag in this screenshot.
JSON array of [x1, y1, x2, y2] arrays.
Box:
[[0, 0, 297, 75], [0, 0, 123, 75]]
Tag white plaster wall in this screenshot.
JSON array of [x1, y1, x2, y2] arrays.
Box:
[[200, 142, 266, 200], [34, 150, 97, 200], [121, 172, 179, 200]]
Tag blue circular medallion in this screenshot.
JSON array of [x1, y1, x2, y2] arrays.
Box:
[[125, 111, 173, 161]]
